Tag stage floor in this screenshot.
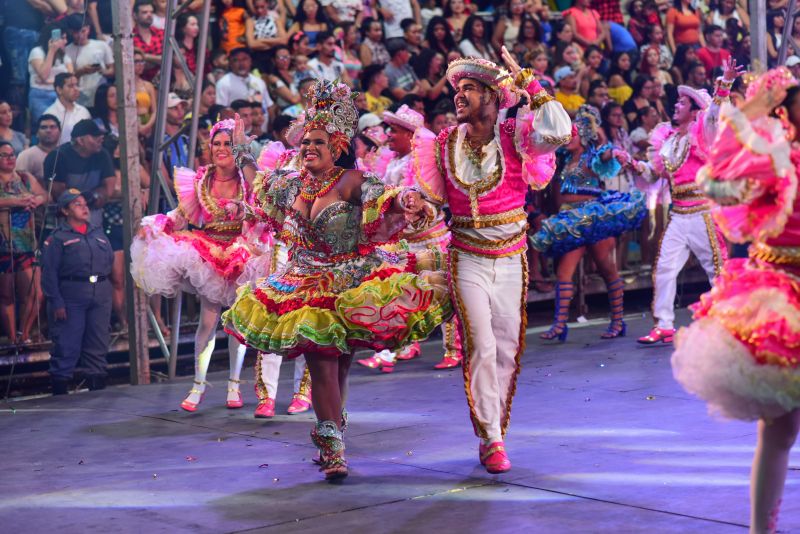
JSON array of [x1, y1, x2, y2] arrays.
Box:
[[1, 311, 791, 533]]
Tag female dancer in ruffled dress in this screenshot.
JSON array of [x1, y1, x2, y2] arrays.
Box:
[[131, 117, 269, 412], [531, 105, 646, 341], [672, 67, 800, 534], [223, 80, 451, 481]]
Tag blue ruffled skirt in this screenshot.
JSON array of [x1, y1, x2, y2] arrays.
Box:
[[531, 190, 646, 257]]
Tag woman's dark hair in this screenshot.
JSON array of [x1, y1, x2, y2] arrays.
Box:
[[671, 44, 695, 74], [425, 16, 456, 53], [767, 9, 786, 32], [551, 19, 571, 44], [601, 102, 623, 140], [334, 140, 356, 169], [412, 48, 441, 80], [635, 104, 654, 128], [777, 85, 800, 117], [630, 74, 654, 98], [201, 78, 215, 93], [461, 14, 487, 45], [339, 21, 357, 43], [583, 44, 603, 62], [356, 133, 377, 152], [288, 31, 308, 54], [269, 45, 293, 81], [92, 83, 113, 124], [609, 52, 633, 85], [443, 0, 459, 19], [360, 17, 383, 41], [627, 0, 643, 17], [176, 13, 198, 45], [515, 14, 541, 46], [36, 23, 66, 63], [0, 141, 13, 151], [673, 0, 694, 11], [295, 0, 327, 25]]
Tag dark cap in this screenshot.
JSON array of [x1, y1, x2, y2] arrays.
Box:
[[58, 188, 84, 210], [64, 13, 89, 31], [71, 119, 105, 139]]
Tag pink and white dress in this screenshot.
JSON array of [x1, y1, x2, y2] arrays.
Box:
[[130, 165, 271, 307], [672, 104, 800, 421]]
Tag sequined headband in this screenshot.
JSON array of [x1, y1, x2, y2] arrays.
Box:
[[209, 118, 235, 140]]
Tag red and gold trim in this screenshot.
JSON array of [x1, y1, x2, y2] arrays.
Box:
[[702, 211, 724, 276], [450, 208, 527, 229], [501, 252, 528, 438]]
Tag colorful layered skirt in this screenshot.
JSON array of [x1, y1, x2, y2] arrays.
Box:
[[672, 258, 800, 420], [130, 227, 270, 307], [222, 246, 451, 358], [531, 190, 646, 257]]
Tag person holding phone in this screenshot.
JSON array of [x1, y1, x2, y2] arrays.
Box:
[[64, 14, 114, 107], [28, 23, 74, 125]]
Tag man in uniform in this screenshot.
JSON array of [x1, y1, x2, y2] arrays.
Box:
[[42, 189, 114, 394]]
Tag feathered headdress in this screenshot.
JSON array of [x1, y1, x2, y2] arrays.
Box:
[[298, 79, 359, 156]]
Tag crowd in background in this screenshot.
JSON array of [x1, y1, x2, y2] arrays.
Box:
[[0, 0, 783, 348]]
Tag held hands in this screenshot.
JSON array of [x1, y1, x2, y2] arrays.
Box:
[[400, 191, 430, 223]]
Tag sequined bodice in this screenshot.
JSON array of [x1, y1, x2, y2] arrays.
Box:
[[285, 200, 361, 257]]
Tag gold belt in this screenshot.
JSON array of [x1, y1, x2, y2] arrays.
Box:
[[450, 208, 527, 229], [750, 242, 800, 266], [671, 203, 709, 215]]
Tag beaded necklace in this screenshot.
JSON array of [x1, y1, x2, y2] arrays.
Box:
[[663, 131, 690, 175], [299, 166, 345, 202]]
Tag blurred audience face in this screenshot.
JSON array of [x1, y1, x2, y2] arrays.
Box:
[[562, 45, 580, 66], [588, 84, 609, 108], [367, 21, 383, 42], [445, 112, 457, 127], [387, 125, 413, 154], [586, 49, 602, 70], [509, 0, 524, 16], [606, 106, 624, 129], [708, 29, 724, 48], [644, 47, 660, 69], [230, 52, 252, 76], [641, 107, 660, 130], [649, 26, 664, 44], [532, 51, 548, 72], [37, 118, 62, 146], [0, 103, 12, 128], [470, 20, 485, 40], [688, 64, 707, 87], [354, 92, 368, 111], [57, 76, 81, 104], [201, 84, 217, 108], [134, 52, 146, 76], [251, 105, 265, 132], [429, 53, 445, 78], [237, 106, 253, 132], [558, 72, 578, 92], [167, 103, 186, 126], [405, 23, 423, 46], [63, 196, 91, 223], [616, 53, 631, 72], [431, 22, 447, 43], [430, 113, 448, 134], [253, 0, 269, 17], [319, 36, 336, 58], [183, 15, 200, 39], [69, 24, 91, 46], [556, 23, 573, 43], [449, 0, 466, 15], [302, 0, 319, 21], [75, 133, 104, 155], [0, 146, 15, 173], [134, 3, 155, 28], [640, 79, 655, 100]]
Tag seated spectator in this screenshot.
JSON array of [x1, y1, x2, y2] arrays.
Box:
[[553, 66, 585, 117], [684, 60, 711, 91], [272, 114, 296, 149], [362, 64, 393, 115], [666, 0, 704, 53], [706, 0, 749, 33], [132, 50, 157, 138], [289, 0, 329, 49], [215, 47, 276, 130], [586, 80, 610, 110], [208, 48, 230, 83], [563, 0, 605, 49], [28, 23, 73, 125], [44, 73, 92, 144], [44, 119, 114, 229], [246, 0, 288, 71], [629, 105, 660, 159], [0, 102, 28, 156], [0, 141, 48, 345], [579, 45, 605, 97], [512, 15, 542, 63], [334, 22, 363, 81], [424, 15, 457, 59], [159, 93, 191, 179], [553, 40, 583, 70], [639, 45, 673, 90], [4, 0, 50, 122], [668, 44, 699, 85], [623, 74, 656, 124], [16, 115, 62, 185], [492, 0, 526, 53], [249, 102, 270, 142], [92, 84, 119, 149], [384, 39, 421, 101], [420, 0, 443, 31], [607, 52, 634, 105], [308, 31, 353, 85], [230, 100, 262, 153], [459, 15, 499, 62], [640, 25, 673, 71], [696, 25, 732, 75], [198, 80, 217, 117], [402, 18, 424, 57], [444, 0, 469, 43], [529, 46, 555, 87], [64, 14, 114, 108], [266, 45, 301, 111], [174, 13, 212, 91], [412, 49, 452, 114], [359, 17, 390, 67], [281, 77, 316, 118], [218, 0, 249, 53], [288, 30, 313, 57], [132, 0, 165, 81]]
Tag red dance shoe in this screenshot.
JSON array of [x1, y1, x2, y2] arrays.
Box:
[[395, 342, 421, 360], [226, 379, 243, 409], [287, 392, 312, 414], [180, 381, 205, 412], [479, 441, 512, 474], [637, 327, 675, 345], [254, 398, 276, 418], [433, 351, 462, 369]]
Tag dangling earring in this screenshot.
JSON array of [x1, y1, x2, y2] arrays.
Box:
[[775, 106, 797, 142]]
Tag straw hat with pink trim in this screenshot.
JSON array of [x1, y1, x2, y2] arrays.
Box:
[[446, 57, 520, 110], [677, 85, 712, 111], [382, 105, 425, 132]]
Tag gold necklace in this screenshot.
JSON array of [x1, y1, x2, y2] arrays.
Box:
[[663, 132, 690, 174]]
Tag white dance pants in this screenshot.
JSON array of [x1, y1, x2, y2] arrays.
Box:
[[450, 249, 527, 444], [652, 211, 725, 330], [255, 353, 308, 400]]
